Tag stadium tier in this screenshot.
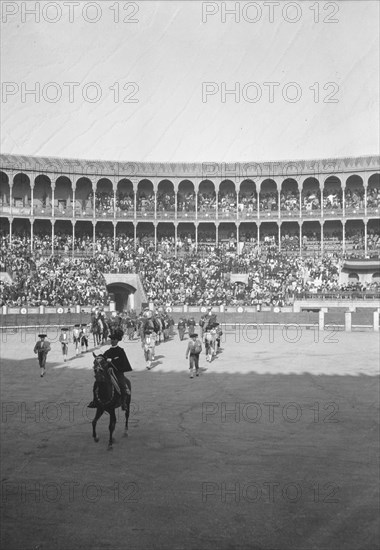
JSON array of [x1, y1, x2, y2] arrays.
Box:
[[0, 154, 379, 312], [0, 154, 379, 257]]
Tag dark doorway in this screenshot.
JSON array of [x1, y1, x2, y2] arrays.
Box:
[[106, 283, 136, 313]]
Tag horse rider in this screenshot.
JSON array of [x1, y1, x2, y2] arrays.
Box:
[[88, 328, 132, 410], [59, 327, 69, 362], [80, 323, 89, 353], [34, 334, 51, 377], [73, 324, 82, 356]]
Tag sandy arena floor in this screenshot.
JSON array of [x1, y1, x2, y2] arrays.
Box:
[[1, 327, 379, 550]]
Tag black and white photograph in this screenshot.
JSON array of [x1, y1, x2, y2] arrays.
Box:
[[0, 1, 379, 549]]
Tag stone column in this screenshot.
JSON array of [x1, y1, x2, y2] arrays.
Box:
[[113, 184, 117, 220], [342, 221, 346, 255], [51, 182, 55, 219], [51, 220, 55, 256], [72, 181, 76, 218], [93, 183, 96, 219], [30, 180, 35, 216], [30, 219, 34, 251], [320, 181, 324, 218], [257, 222, 260, 253], [72, 221, 75, 257], [320, 221, 324, 255]]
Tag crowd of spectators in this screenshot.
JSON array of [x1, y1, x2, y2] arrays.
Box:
[[157, 193, 175, 212], [238, 192, 257, 214], [198, 192, 216, 212], [367, 186, 380, 210], [136, 192, 154, 212], [1, 228, 379, 308], [259, 192, 278, 212], [177, 192, 195, 212], [218, 192, 236, 215], [280, 190, 299, 212], [117, 192, 134, 212], [345, 188, 364, 211], [302, 190, 321, 211], [323, 189, 343, 210]]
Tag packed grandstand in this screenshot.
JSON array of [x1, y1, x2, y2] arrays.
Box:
[[0, 154, 379, 309]]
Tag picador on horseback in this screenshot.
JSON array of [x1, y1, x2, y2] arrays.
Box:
[[88, 327, 133, 449], [88, 327, 132, 411]]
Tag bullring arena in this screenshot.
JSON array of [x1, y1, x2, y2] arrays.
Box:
[[1, 153, 380, 550]]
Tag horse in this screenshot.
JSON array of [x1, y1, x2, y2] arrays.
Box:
[[91, 316, 102, 347], [91, 353, 132, 450]]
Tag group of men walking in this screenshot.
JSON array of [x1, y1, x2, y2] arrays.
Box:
[[34, 323, 90, 376], [182, 313, 223, 378], [33, 310, 222, 380]]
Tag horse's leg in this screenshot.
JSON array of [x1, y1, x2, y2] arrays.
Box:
[[123, 380, 131, 437], [108, 409, 117, 450], [92, 408, 103, 442], [124, 407, 130, 437]]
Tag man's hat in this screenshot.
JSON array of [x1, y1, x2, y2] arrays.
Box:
[[61, 327, 69, 331], [190, 333, 198, 338], [74, 324, 80, 327], [110, 328, 124, 341], [38, 334, 47, 338], [81, 323, 87, 327]]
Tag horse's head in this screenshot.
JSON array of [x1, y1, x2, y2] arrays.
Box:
[[92, 353, 108, 383]]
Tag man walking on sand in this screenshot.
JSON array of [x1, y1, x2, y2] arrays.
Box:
[[34, 334, 51, 377], [185, 333, 202, 379]]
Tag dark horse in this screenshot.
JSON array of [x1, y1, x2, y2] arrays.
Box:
[[91, 353, 132, 450]]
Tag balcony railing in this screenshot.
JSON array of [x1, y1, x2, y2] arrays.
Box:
[[0, 202, 378, 223], [295, 291, 380, 300], [323, 208, 343, 217], [279, 209, 300, 219], [176, 210, 195, 220], [237, 210, 258, 220]]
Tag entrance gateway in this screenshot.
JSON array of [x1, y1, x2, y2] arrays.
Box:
[[102, 274, 147, 313]]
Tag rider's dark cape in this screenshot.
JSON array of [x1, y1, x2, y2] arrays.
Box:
[[103, 346, 133, 372]]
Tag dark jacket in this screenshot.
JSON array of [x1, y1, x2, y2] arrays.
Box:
[[103, 345, 132, 373]]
